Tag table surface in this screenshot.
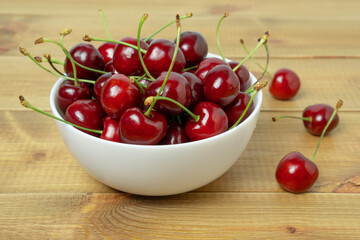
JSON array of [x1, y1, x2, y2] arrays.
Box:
[[1, 0, 360, 239]]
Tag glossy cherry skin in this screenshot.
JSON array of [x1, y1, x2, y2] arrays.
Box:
[[119, 107, 167, 145], [269, 68, 300, 100], [185, 101, 228, 141], [203, 65, 240, 107], [303, 103, 339, 136], [104, 60, 117, 74], [65, 99, 106, 136], [145, 72, 192, 115], [100, 116, 120, 142], [195, 57, 229, 83], [228, 61, 251, 92], [275, 151, 319, 193], [93, 72, 113, 101], [113, 37, 149, 76], [98, 42, 116, 65], [181, 72, 204, 108], [64, 43, 105, 80], [100, 74, 141, 118], [160, 122, 189, 145], [57, 80, 92, 114], [143, 38, 186, 78], [223, 92, 254, 127], [176, 31, 208, 67]]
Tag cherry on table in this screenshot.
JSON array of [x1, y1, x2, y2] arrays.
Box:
[[269, 68, 300, 100]]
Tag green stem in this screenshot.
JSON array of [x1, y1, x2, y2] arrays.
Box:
[[272, 115, 311, 122], [99, 9, 113, 40], [216, 13, 228, 61], [145, 13, 192, 41], [19, 96, 102, 134], [84, 36, 147, 54], [310, 100, 343, 161], [183, 65, 198, 72], [229, 90, 258, 130]]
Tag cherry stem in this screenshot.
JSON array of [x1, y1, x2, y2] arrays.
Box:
[[35, 56, 64, 66], [98, 9, 113, 40], [144, 13, 192, 42], [137, 14, 156, 82], [144, 15, 182, 117], [272, 115, 311, 122], [44, 53, 64, 76], [310, 99, 343, 161], [18, 96, 102, 134], [183, 65, 198, 72], [19, 47, 95, 84], [216, 13, 229, 62], [129, 77, 146, 95], [229, 81, 268, 130], [145, 96, 200, 122], [240, 39, 273, 78], [232, 31, 269, 73], [83, 35, 147, 54]]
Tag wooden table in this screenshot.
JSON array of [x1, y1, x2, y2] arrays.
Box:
[[1, 0, 360, 239]]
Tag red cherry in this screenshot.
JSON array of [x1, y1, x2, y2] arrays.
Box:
[[98, 42, 116, 65], [64, 43, 105, 80], [203, 65, 240, 107], [93, 72, 113, 101], [160, 122, 189, 145], [113, 37, 149, 76], [104, 60, 118, 74], [269, 68, 300, 100], [100, 74, 141, 118], [119, 107, 167, 145], [275, 151, 319, 193], [185, 101, 228, 141], [65, 99, 106, 136], [181, 72, 204, 108], [223, 92, 254, 127], [303, 103, 339, 136], [57, 80, 92, 114], [143, 39, 186, 78], [194, 57, 229, 83], [100, 116, 120, 142], [228, 61, 251, 92], [176, 31, 208, 67]]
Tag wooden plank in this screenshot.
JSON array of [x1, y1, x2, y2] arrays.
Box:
[[0, 192, 359, 239], [1, 110, 358, 194]]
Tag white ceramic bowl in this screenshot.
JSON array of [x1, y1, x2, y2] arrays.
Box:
[[49, 57, 263, 196]]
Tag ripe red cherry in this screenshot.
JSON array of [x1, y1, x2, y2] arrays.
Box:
[[119, 107, 167, 145], [113, 36, 149, 76], [275, 151, 319, 194], [228, 61, 251, 92], [303, 103, 339, 136], [223, 92, 254, 127], [64, 43, 105, 80], [100, 116, 120, 142], [143, 38, 186, 78], [57, 80, 92, 114], [104, 60, 117, 74], [98, 42, 116, 65], [100, 74, 141, 118], [145, 72, 192, 115], [161, 122, 189, 145], [269, 68, 300, 100], [93, 72, 113, 101], [181, 72, 204, 108], [176, 31, 208, 67], [185, 101, 228, 141], [203, 65, 240, 107], [65, 99, 106, 136], [195, 57, 229, 83]]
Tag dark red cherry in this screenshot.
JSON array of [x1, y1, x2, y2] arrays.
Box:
[[93, 72, 113, 101], [203, 65, 240, 107], [64, 43, 105, 80], [100, 74, 141, 118], [119, 107, 167, 145], [275, 151, 319, 193], [303, 103, 339, 136], [145, 72, 192, 115], [143, 38, 186, 78], [65, 99, 106, 136], [113, 36, 149, 76], [223, 92, 254, 127], [100, 116, 120, 142], [175, 31, 208, 67], [228, 61, 251, 92], [98, 42, 116, 65], [185, 101, 228, 141], [194, 57, 229, 83], [57, 80, 92, 114], [269, 68, 300, 100], [160, 122, 189, 145], [181, 72, 204, 108], [104, 60, 117, 74]]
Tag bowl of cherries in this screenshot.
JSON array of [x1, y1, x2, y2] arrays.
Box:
[[20, 13, 269, 196]]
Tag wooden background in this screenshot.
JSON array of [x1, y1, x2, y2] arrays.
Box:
[[1, 0, 360, 239]]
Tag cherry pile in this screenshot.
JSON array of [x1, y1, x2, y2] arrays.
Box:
[[19, 12, 269, 146]]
